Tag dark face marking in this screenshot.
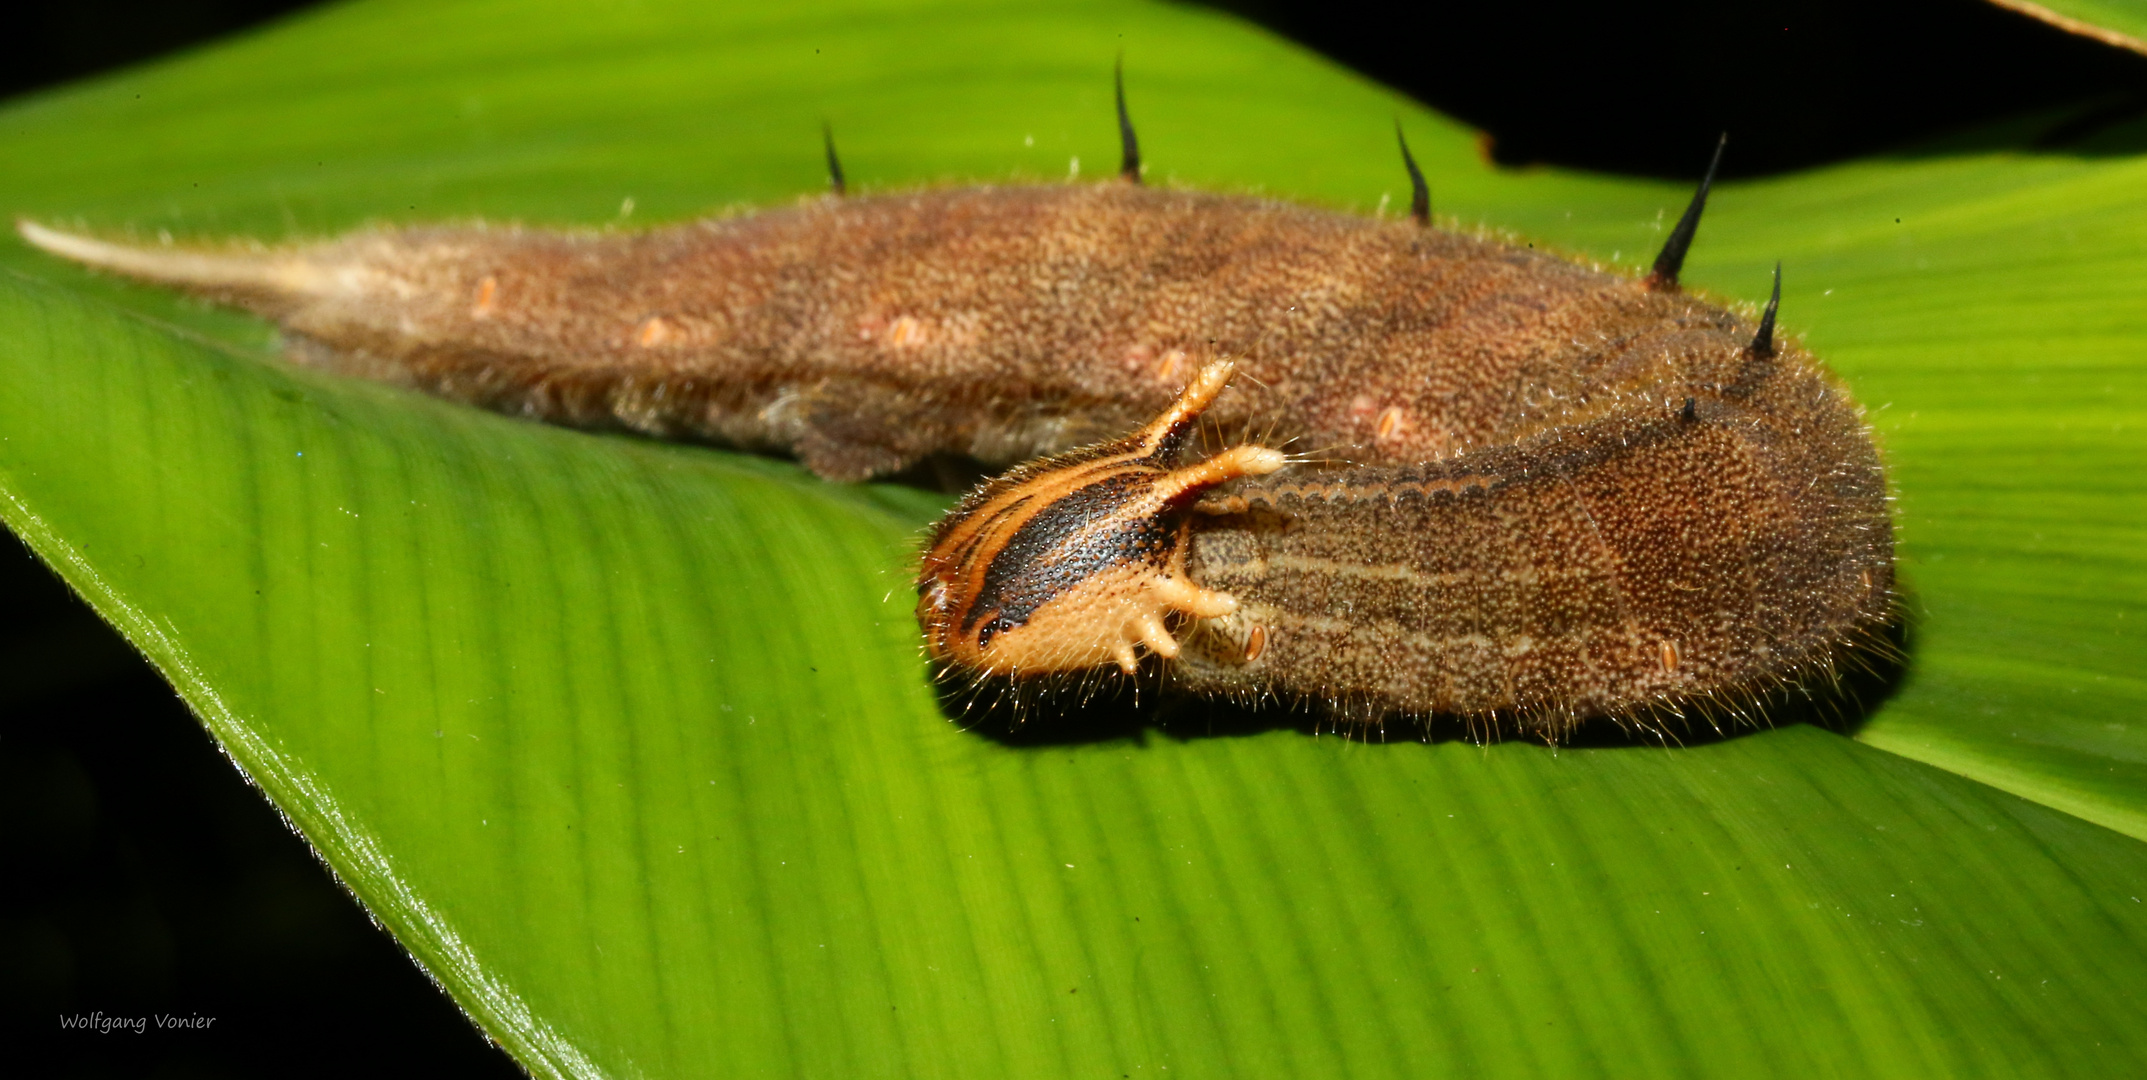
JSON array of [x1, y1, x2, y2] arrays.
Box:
[[963, 471, 1169, 639], [912, 361, 1286, 678]]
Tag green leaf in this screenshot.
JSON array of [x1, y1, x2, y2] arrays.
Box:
[[1988, 0, 2147, 54], [5, 0, 2146, 1075]]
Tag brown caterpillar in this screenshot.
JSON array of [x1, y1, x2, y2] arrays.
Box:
[[16, 94, 1895, 740]]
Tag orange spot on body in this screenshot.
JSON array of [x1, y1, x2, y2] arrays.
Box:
[[1244, 625, 1268, 662], [1376, 405, 1407, 441], [472, 275, 497, 317], [1659, 640, 1680, 673], [636, 316, 673, 347], [885, 315, 926, 347]]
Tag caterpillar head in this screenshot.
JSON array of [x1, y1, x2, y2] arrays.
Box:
[[917, 360, 1285, 677]]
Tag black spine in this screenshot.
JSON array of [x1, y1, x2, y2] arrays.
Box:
[[1116, 57, 1141, 184], [1751, 261, 1781, 358], [823, 123, 846, 197], [1396, 121, 1429, 226], [1646, 133, 1726, 291]]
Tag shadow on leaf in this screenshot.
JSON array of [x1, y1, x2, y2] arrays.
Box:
[[945, 608, 1914, 750]]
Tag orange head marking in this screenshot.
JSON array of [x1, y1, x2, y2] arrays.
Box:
[[917, 360, 1285, 677]]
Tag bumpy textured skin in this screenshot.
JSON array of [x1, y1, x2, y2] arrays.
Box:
[[1180, 378, 1891, 728], [19, 182, 1895, 736]]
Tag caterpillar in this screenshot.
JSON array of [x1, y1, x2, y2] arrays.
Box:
[[16, 80, 1894, 741]]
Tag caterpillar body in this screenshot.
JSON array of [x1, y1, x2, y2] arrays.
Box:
[[17, 122, 1895, 740]]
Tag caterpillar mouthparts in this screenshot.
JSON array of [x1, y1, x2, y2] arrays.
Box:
[[17, 78, 1894, 741]]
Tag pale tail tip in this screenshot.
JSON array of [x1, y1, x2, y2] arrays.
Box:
[[10, 218, 307, 297], [15, 219, 146, 271], [16, 218, 75, 255]]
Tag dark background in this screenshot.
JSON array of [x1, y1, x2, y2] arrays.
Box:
[[6, 1, 2146, 1076]]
